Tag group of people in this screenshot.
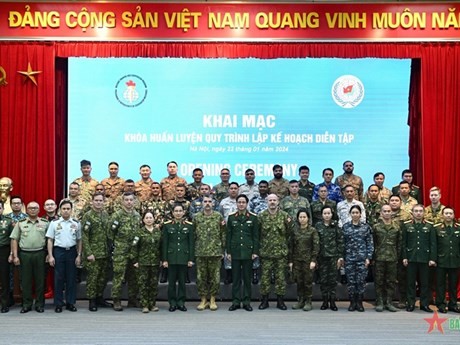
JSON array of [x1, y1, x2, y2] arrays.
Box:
[[0, 159, 459, 315]]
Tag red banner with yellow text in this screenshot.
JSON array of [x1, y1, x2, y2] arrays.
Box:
[[0, 2, 459, 41]]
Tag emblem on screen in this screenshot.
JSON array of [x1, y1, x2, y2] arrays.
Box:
[[331, 75, 364, 109], [115, 75, 147, 107]]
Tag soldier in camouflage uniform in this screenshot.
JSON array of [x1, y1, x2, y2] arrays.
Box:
[[268, 164, 289, 199], [280, 180, 312, 223], [189, 184, 217, 219], [388, 194, 411, 309], [101, 162, 125, 202], [212, 168, 231, 203], [81, 193, 111, 311], [372, 204, 401, 312], [398, 181, 418, 215], [310, 185, 337, 225], [135, 165, 155, 203], [193, 195, 226, 311], [73, 159, 99, 203], [391, 169, 421, 203], [110, 192, 141, 311], [112, 179, 141, 214], [67, 182, 87, 220], [401, 204, 437, 312], [258, 194, 294, 310], [424, 186, 445, 224], [435, 207, 460, 313], [315, 205, 343, 311], [365, 184, 383, 227], [162, 204, 194, 312], [238, 169, 259, 201], [298, 165, 315, 202], [132, 211, 162, 313], [187, 168, 204, 201], [160, 161, 187, 202], [343, 205, 374, 312], [288, 209, 319, 311], [248, 180, 269, 284], [334, 160, 364, 202], [166, 184, 191, 221], [226, 195, 259, 312], [363, 172, 391, 203]]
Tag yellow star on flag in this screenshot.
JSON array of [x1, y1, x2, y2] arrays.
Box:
[[17, 62, 42, 86]]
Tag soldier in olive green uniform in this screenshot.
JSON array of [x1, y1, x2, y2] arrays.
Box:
[[81, 193, 111, 311], [258, 194, 294, 310], [226, 195, 260, 312], [288, 209, 319, 311], [133, 211, 162, 313], [401, 205, 437, 312], [298, 165, 315, 202], [193, 195, 226, 311], [373, 205, 401, 312], [310, 185, 337, 226], [10, 202, 49, 313], [0, 202, 14, 313], [162, 204, 194, 312], [365, 184, 383, 227], [315, 205, 343, 311], [110, 193, 141, 311], [435, 207, 460, 313]]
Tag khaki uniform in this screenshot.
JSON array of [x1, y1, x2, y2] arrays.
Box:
[[400, 196, 418, 215], [135, 178, 154, 203], [101, 177, 125, 200], [334, 174, 364, 201], [268, 178, 289, 199], [424, 204, 445, 225], [160, 176, 187, 202], [73, 177, 99, 203]]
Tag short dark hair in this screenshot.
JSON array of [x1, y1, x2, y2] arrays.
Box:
[[373, 172, 385, 179], [298, 165, 310, 173], [259, 180, 269, 186], [92, 192, 105, 200], [139, 164, 151, 170], [399, 181, 410, 187], [193, 168, 203, 174], [229, 182, 239, 188], [272, 164, 282, 171], [167, 161, 178, 167], [10, 196, 22, 205], [80, 159, 91, 167], [125, 179, 135, 184], [289, 180, 298, 184], [236, 194, 249, 203], [322, 168, 334, 175], [108, 162, 119, 167], [367, 184, 379, 191], [401, 169, 412, 177], [59, 199, 73, 209], [349, 205, 362, 214]]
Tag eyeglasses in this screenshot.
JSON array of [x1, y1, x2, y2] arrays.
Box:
[[27, 207, 39, 210]]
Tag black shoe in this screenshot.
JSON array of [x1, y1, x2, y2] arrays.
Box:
[[406, 305, 415, 312], [169, 306, 176, 312], [320, 299, 329, 310], [229, 304, 240, 311], [438, 308, 447, 313], [55, 306, 62, 313], [20, 307, 32, 314], [348, 295, 356, 312], [356, 294, 364, 312], [177, 306, 187, 312], [258, 295, 269, 310], [66, 304, 77, 312], [448, 306, 460, 313], [420, 305, 433, 313], [89, 299, 98, 312], [243, 304, 253, 312], [1, 307, 9, 313], [276, 295, 287, 310], [330, 298, 338, 311], [35, 306, 44, 313], [96, 298, 113, 308]]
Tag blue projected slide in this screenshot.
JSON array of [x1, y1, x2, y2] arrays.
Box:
[[68, 57, 410, 187]]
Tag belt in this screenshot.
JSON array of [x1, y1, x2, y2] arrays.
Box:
[[20, 248, 44, 252], [55, 245, 76, 251]]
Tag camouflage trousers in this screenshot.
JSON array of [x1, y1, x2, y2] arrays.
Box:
[[111, 257, 138, 301], [260, 257, 287, 296], [138, 264, 160, 308], [196, 256, 221, 297], [85, 257, 110, 299], [318, 256, 338, 298], [292, 260, 314, 298], [344, 261, 367, 295], [397, 261, 407, 304], [374, 260, 397, 303]]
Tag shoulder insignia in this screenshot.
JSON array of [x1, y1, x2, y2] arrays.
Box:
[[164, 220, 172, 224], [433, 223, 442, 227], [229, 211, 238, 216], [248, 211, 257, 216], [403, 220, 413, 224], [18, 218, 27, 222], [424, 220, 433, 225], [184, 220, 193, 225], [51, 218, 60, 222]]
